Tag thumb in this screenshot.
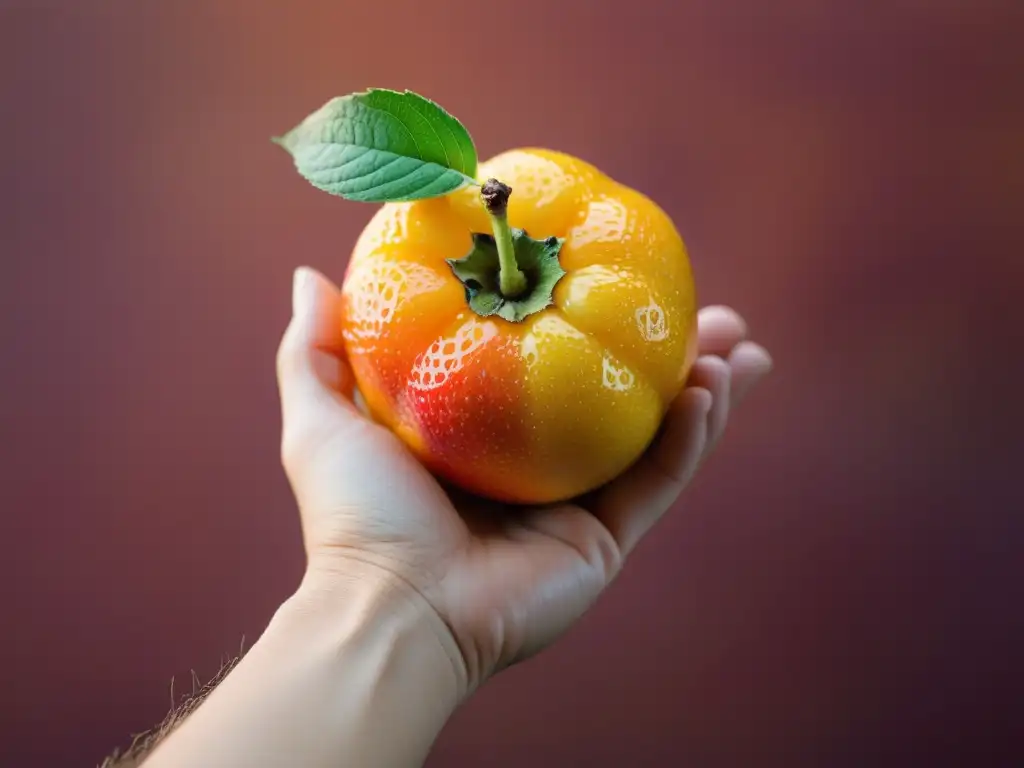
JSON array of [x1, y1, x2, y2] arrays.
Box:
[[276, 267, 359, 452]]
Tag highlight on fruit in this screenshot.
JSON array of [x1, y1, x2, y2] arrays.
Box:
[[274, 89, 698, 504]]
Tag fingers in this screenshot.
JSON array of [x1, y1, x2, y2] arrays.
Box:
[[728, 340, 773, 406], [591, 307, 772, 559], [690, 327, 774, 451], [277, 267, 362, 456], [591, 387, 711, 557], [698, 305, 747, 356], [688, 355, 731, 449]]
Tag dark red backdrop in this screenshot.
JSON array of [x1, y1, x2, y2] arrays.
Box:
[[2, 2, 1021, 766]]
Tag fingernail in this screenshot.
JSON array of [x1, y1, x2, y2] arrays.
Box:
[[292, 267, 314, 318]]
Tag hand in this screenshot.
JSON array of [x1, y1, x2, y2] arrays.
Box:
[[277, 267, 772, 695]]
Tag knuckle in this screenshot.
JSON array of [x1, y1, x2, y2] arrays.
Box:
[[280, 430, 304, 475], [279, 420, 317, 476], [589, 518, 625, 580], [275, 323, 302, 381]]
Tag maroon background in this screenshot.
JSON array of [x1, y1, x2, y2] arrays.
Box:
[[2, 2, 1022, 766]]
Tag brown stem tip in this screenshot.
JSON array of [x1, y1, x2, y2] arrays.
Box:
[[481, 178, 512, 216]]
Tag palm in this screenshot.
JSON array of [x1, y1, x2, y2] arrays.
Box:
[[279, 268, 771, 688], [292, 416, 613, 677], [447, 499, 617, 673]]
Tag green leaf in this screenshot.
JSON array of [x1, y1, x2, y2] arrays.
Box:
[[446, 231, 566, 323], [273, 88, 478, 203]]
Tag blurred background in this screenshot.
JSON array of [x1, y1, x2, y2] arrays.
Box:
[[1, 1, 1021, 766]]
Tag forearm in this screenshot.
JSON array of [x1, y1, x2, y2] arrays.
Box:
[[143, 565, 466, 768]]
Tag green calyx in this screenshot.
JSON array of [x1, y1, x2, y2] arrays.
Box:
[[447, 230, 566, 323]]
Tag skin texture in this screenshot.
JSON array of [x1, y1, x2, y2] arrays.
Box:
[[115, 268, 772, 768], [281, 268, 771, 689], [341, 149, 699, 504]]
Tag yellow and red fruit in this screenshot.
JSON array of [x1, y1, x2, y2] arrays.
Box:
[[340, 148, 698, 504]]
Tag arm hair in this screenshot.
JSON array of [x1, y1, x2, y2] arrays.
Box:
[[99, 654, 241, 768]]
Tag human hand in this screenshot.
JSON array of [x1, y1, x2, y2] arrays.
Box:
[[277, 267, 772, 696]]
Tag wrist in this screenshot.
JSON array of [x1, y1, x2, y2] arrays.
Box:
[[274, 557, 469, 704], [145, 559, 467, 768]]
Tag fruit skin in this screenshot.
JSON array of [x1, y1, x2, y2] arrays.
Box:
[[340, 149, 698, 504]]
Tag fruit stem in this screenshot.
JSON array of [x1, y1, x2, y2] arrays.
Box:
[[481, 178, 527, 298]]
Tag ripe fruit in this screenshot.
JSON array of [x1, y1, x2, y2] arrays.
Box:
[[341, 149, 697, 503], [276, 91, 698, 503]]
